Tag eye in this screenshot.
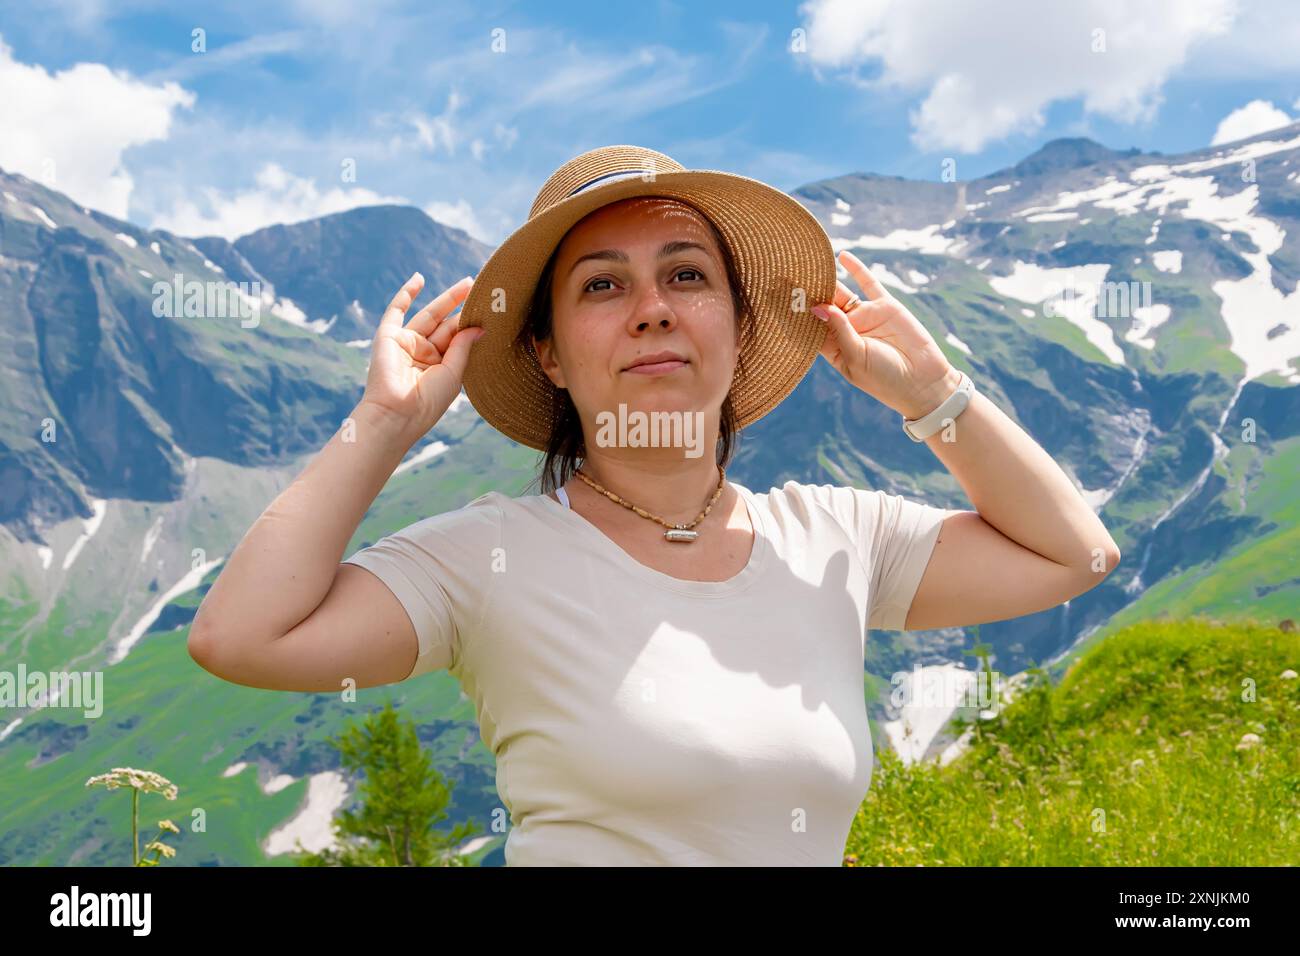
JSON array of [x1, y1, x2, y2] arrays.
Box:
[[582, 268, 704, 295]]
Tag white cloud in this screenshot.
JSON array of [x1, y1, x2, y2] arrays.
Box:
[[1178, 1, 1300, 78], [423, 199, 488, 243], [23, 0, 110, 34], [493, 123, 519, 150], [410, 91, 462, 154], [0, 34, 195, 217], [509, 27, 766, 121], [149, 162, 407, 241], [286, 0, 408, 26], [1211, 99, 1294, 146], [142, 31, 307, 84], [796, 0, 1236, 152]]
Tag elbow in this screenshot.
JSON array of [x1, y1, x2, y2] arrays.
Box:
[[1070, 539, 1121, 596], [1100, 539, 1121, 576], [186, 619, 218, 674], [187, 611, 232, 678]]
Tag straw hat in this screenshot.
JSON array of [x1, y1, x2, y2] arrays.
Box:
[[454, 144, 836, 451]]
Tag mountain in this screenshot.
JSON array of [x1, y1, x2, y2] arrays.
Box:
[[0, 176, 492, 543], [193, 204, 490, 342], [780, 120, 1300, 682], [2, 123, 1298, 864]]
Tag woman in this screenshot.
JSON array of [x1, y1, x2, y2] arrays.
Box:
[[190, 145, 1121, 866]]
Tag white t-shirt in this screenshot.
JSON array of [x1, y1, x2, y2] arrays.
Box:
[[342, 479, 954, 866]]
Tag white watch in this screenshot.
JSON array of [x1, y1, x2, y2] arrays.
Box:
[[901, 371, 975, 442]]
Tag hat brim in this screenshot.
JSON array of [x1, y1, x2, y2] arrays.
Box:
[[454, 168, 837, 451]]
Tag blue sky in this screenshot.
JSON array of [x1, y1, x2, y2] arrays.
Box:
[[1, 0, 1298, 245]]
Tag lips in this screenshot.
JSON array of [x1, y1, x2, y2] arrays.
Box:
[[624, 350, 688, 372]]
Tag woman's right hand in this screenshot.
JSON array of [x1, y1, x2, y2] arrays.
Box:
[[358, 272, 485, 444]]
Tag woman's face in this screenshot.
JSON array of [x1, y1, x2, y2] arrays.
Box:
[[534, 197, 738, 449]]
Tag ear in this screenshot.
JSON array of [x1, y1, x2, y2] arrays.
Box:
[[533, 334, 567, 389]]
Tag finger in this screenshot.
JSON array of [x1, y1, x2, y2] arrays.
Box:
[[398, 327, 442, 365], [429, 326, 486, 383], [379, 272, 425, 330], [821, 303, 865, 365], [836, 250, 888, 301], [407, 275, 474, 338], [834, 278, 862, 311], [427, 301, 471, 356], [817, 320, 841, 366], [837, 299, 893, 336]]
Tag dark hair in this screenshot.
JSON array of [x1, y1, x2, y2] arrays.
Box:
[[515, 200, 757, 496]]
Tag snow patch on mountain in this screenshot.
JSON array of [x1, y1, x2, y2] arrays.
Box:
[[1152, 250, 1183, 273], [832, 223, 956, 255], [28, 203, 56, 229], [394, 440, 449, 477], [1125, 303, 1172, 350], [263, 771, 349, 856], [140, 515, 165, 563], [1130, 131, 1300, 181], [111, 555, 225, 664], [61, 499, 108, 571], [990, 262, 1124, 364], [882, 663, 981, 765], [270, 297, 334, 334], [868, 262, 917, 293], [944, 331, 973, 356]]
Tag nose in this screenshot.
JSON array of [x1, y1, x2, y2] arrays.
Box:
[[625, 281, 677, 335]]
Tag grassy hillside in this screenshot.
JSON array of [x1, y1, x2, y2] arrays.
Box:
[[0, 425, 540, 866], [1058, 434, 1300, 670], [845, 619, 1300, 866]]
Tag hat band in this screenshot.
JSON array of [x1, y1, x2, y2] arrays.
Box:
[[567, 168, 654, 197]]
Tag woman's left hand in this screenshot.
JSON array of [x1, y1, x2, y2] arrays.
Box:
[[814, 249, 962, 421]]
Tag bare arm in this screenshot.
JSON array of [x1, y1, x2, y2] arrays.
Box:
[[188, 272, 483, 690], [903, 374, 1121, 631], [815, 249, 1120, 633]]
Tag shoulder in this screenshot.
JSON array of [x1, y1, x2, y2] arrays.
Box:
[[751, 479, 943, 541], [753, 479, 879, 521], [390, 490, 504, 543]]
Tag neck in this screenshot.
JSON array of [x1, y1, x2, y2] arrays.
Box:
[[573, 451, 726, 525]]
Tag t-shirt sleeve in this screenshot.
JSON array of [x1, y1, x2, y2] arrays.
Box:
[[341, 491, 501, 680], [790, 481, 955, 632]]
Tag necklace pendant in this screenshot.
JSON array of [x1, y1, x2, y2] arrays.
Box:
[[664, 527, 698, 543]]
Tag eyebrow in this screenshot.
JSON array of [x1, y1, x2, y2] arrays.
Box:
[[566, 240, 711, 278]]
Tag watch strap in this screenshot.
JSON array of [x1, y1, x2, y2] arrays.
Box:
[[902, 371, 974, 442]]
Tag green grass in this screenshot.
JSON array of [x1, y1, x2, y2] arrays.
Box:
[[845, 619, 1300, 866]]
